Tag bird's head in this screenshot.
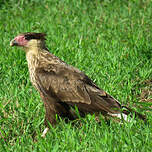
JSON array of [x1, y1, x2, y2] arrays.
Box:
[[10, 32, 46, 50]]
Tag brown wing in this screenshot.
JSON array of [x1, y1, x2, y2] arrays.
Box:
[[36, 63, 93, 104], [35, 62, 121, 114]]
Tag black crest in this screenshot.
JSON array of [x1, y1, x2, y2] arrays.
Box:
[[23, 32, 46, 40]]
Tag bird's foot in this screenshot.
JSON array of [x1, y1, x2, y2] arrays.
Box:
[[41, 127, 49, 138]]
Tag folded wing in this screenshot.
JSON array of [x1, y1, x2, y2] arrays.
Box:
[[35, 62, 122, 114]]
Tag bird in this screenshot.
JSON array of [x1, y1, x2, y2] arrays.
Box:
[[10, 32, 146, 137]]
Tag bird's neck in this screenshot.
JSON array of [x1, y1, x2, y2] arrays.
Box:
[[26, 48, 41, 69], [25, 49, 41, 88]]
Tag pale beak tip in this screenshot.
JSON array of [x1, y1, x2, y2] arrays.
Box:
[[10, 40, 14, 46]]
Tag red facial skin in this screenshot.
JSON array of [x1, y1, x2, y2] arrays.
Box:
[[13, 35, 28, 46]]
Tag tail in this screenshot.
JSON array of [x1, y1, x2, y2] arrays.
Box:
[[109, 105, 147, 122]]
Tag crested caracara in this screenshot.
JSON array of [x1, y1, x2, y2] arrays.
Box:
[[10, 32, 146, 137]]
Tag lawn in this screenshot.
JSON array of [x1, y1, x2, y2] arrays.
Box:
[[0, 0, 152, 151]]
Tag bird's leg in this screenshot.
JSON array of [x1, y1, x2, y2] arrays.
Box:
[[41, 112, 56, 138], [41, 99, 57, 137]]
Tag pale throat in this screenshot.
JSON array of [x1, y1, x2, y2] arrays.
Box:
[[25, 40, 46, 88], [25, 39, 46, 68], [26, 48, 40, 72], [25, 47, 41, 88], [25, 40, 45, 61], [25, 39, 45, 53]]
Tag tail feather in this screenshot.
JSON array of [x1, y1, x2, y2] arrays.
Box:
[[122, 105, 147, 122], [109, 105, 146, 122]]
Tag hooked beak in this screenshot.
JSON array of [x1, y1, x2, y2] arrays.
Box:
[[10, 39, 18, 46]]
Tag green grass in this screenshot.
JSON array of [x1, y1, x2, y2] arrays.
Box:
[[0, 0, 152, 151]]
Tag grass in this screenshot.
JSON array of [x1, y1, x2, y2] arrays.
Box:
[[0, 0, 152, 151]]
